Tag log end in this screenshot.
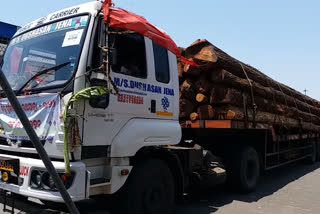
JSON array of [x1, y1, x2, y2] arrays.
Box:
[[190, 112, 199, 121], [226, 110, 236, 120], [193, 46, 218, 64], [196, 93, 207, 103]]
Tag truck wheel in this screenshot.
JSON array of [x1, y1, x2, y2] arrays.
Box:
[[40, 200, 66, 210], [316, 140, 320, 162], [113, 159, 175, 214], [305, 141, 317, 164], [228, 146, 260, 193]]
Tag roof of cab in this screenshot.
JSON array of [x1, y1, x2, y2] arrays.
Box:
[[14, 1, 102, 37]]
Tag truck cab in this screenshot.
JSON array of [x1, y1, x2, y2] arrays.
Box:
[[0, 1, 184, 209]]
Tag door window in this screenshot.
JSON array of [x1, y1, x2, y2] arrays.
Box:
[[153, 42, 170, 83], [109, 30, 147, 78]]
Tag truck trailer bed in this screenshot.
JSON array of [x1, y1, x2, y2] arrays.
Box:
[[180, 119, 317, 170]]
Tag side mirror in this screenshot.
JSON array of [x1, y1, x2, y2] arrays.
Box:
[[89, 93, 110, 109]]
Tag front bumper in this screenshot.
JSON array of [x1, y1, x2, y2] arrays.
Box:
[[0, 154, 87, 203]]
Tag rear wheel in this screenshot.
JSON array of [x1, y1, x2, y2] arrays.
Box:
[[112, 159, 175, 214], [316, 140, 320, 162], [305, 141, 317, 164], [40, 200, 66, 211], [228, 146, 260, 193]]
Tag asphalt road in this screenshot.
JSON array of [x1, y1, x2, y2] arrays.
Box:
[[1, 162, 320, 214]]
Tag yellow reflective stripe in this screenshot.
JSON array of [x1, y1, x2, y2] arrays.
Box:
[[156, 111, 173, 117]]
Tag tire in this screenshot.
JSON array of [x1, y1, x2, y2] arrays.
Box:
[[112, 159, 175, 214], [228, 146, 260, 193], [305, 141, 317, 164], [40, 200, 67, 211], [316, 140, 320, 162]]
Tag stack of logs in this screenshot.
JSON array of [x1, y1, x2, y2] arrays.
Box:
[[179, 39, 320, 131]]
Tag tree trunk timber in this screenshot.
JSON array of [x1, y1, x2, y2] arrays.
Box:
[[178, 39, 320, 132]]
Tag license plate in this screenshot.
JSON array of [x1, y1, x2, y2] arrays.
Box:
[[0, 157, 20, 178]]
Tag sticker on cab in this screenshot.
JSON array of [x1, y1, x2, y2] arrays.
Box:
[[62, 29, 84, 47]]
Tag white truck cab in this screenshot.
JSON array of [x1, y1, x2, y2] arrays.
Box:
[[0, 0, 182, 207]]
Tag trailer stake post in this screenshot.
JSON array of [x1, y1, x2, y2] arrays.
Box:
[[0, 68, 80, 214]]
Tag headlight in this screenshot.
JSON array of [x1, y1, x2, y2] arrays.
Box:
[[41, 172, 56, 190], [30, 170, 41, 188], [29, 169, 75, 191]]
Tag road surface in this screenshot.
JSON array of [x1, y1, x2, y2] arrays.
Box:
[[1, 162, 320, 214]]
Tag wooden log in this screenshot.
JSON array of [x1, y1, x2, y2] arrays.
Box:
[[210, 87, 243, 106], [190, 39, 320, 108], [180, 79, 197, 99], [179, 99, 195, 118], [196, 93, 208, 103], [215, 109, 236, 120], [185, 39, 210, 59], [197, 105, 214, 120], [214, 105, 320, 131], [210, 87, 229, 103], [209, 86, 320, 125], [185, 40, 218, 70], [180, 40, 320, 131], [284, 106, 320, 125], [209, 88, 215, 104], [190, 112, 199, 121], [194, 77, 211, 94], [210, 87, 286, 114], [211, 69, 320, 117], [183, 63, 200, 76], [193, 45, 218, 64]]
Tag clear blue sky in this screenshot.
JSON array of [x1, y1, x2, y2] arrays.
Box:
[[1, 0, 320, 99]]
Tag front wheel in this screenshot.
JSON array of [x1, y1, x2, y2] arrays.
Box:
[[112, 159, 175, 214]]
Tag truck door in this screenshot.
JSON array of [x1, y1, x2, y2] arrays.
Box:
[[81, 22, 153, 156], [146, 39, 179, 120]]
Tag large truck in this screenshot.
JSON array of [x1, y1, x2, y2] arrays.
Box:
[[0, 1, 319, 213]]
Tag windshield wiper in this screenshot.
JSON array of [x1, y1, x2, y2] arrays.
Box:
[[16, 61, 71, 95]]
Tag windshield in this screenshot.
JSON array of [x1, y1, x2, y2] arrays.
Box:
[[0, 15, 89, 91]]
